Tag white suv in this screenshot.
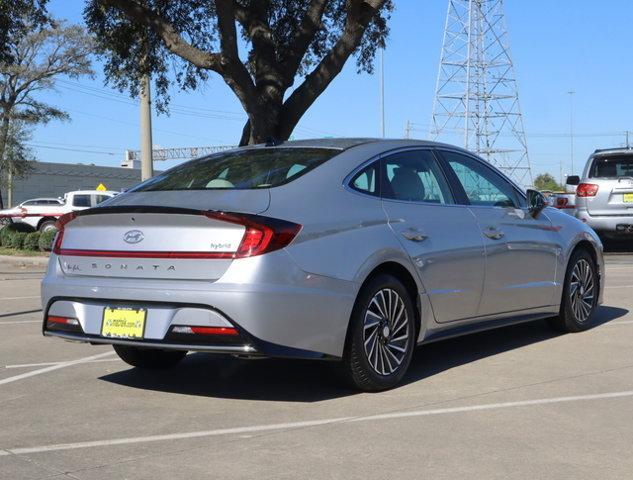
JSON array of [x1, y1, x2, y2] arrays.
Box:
[[570, 148, 633, 238], [0, 190, 116, 232]]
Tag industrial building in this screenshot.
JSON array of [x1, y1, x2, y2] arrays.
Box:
[[1, 161, 145, 207]]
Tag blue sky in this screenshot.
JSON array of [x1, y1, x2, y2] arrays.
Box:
[[31, 0, 633, 180]]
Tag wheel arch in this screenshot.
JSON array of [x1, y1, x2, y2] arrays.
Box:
[[37, 217, 57, 231], [563, 237, 603, 305], [343, 260, 423, 358]]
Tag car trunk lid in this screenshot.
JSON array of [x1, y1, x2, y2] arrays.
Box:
[[585, 177, 633, 217], [57, 210, 246, 281]]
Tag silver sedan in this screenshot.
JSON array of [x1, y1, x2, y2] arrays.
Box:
[[41, 139, 604, 391]]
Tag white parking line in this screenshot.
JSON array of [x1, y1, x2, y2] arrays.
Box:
[[605, 284, 633, 289], [0, 351, 116, 387], [4, 358, 121, 369], [0, 320, 40, 325], [2, 389, 633, 456], [1, 296, 40, 301], [604, 320, 633, 326]]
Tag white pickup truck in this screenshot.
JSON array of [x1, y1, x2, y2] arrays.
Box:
[[0, 190, 117, 232]]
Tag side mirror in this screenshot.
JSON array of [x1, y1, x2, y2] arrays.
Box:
[[566, 175, 580, 186], [527, 189, 546, 218]]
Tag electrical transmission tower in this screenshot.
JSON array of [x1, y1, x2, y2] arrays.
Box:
[[430, 0, 533, 186]]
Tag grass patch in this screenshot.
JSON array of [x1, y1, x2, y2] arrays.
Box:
[[0, 247, 49, 257]]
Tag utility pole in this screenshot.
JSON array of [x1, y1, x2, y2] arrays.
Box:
[[568, 90, 575, 176], [380, 48, 385, 138], [626, 130, 631, 148], [404, 120, 411, 139], [140, 73, 154, 181], [7, 167, 12, 208]]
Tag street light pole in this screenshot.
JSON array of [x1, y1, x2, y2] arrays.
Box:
[[568, 90, 575, 177], [380, 48, 385, 138]]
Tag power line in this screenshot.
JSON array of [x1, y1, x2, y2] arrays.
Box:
[[27, 143, 119, 155]]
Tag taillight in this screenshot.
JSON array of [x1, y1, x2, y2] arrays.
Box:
[[52, 212, 77, 254], [47, 315, 79, 326], [171, 326, 239, 336], [205, 212, 301, 258], [576, 183, 599, 198], [555, 197, 569, 208]]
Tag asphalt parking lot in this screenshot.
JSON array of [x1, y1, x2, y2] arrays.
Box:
[[1, 253, 633, 479]]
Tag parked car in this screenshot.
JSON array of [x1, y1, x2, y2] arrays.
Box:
[[0, 190, 116, 232], [0, 198, 62, 226], [42, 139, 604, 391], [550, 192, 577, 215], [570, 147, 633, 239]]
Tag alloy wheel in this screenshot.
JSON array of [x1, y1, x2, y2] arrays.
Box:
[[362, 288, 410, 376], [569, 258, 595, 323]]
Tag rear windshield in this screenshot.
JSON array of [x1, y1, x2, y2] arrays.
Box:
[[131, 147, 339, 191], [590, 155, 633, 178]]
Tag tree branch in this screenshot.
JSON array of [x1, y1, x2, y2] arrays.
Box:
[[214, 0, 258, 112], [100, 0, 222, 71], [282, 0, 328, 81], [279, 0, 385, 138]]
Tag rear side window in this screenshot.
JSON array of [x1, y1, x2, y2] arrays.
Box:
[[350, 161, 380, 196], [132, 148, 339, 191], [72, 195, 91, 207], [590, 155, 633, 178], [382, 150, 453, 204]]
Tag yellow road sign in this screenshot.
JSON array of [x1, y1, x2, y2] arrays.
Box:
[[96, 183, 107, 191]]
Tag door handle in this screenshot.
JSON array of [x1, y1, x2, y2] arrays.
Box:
[[401, 230, 428, 242], [483, 226, 505, 240]]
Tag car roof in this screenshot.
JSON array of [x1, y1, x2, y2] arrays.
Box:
[[66, 190, 117, 195], [22, 198, 62, 202], [248, 137, 474, 154], [593, 147, 633, 156]]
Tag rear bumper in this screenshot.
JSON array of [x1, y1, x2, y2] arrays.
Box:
[[41, 251, 357, 359], [575, 210, 633, 235]]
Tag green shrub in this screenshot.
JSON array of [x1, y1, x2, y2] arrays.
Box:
[[7, 231, 27, 249], [23, 232, 41, 251], [39, 228, 58, 251], [0, 222, 35, 247]]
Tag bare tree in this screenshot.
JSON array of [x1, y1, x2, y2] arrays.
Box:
[[85, 0, 393, 145], [0, 21, 93, 208]]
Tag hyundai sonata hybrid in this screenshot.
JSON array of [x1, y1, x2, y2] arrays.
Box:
[[42, 139, 604, 391]]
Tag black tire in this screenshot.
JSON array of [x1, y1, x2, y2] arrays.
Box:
[[341, 274, 416, 391], [548, 249, 599, 333], [39, 220, 57, 233], [113, 345, 187, 369]]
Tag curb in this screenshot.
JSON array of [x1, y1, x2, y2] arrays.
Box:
[[0, 254, 50, 269]]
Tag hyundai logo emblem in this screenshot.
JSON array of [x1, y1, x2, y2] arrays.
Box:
[[123, 230, 144, 244]]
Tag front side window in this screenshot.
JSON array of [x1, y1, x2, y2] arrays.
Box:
[[382, 150, 453, 204], [72, 195, 91, 207], [441, 151, 519, 208], [94, 195, 111, 205], [590, 155, 633, 178], [131, 148, 339, 192]]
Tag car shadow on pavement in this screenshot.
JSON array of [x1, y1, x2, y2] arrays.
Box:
[[401, 305, 628, 387], [99, 306, 628, 402]]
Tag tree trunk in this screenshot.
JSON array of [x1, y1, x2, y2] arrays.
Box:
[[240, 98, 286, 146], [0, 114, 10, 210]]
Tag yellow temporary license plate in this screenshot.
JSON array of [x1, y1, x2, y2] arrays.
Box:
[[101, 307, 146, 339], [624, 193, 633, 203]]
